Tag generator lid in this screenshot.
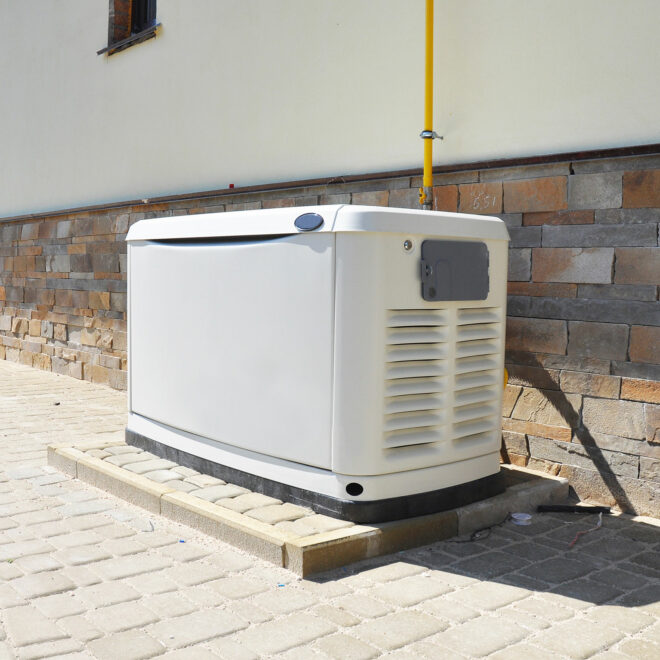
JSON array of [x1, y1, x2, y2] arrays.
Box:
[[126, 205, 509, 242]]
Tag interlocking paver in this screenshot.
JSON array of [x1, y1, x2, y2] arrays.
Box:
[[533, 618, 624, 657], [232, 613, 336, 655], [316, 633, 380, 659], [352, 610, 446, 651], [0, 359, 659, 659], [4, 605, 67, 647], [371, 574, 453, 606], [17, 637, 82, 659], [10, 571, 75, 599], [147, 609, 247, 649], [88, 602, 159, 633], [87, 629, 165, 660]]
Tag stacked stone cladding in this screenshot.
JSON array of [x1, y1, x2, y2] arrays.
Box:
[[0, 153, 658, 515]]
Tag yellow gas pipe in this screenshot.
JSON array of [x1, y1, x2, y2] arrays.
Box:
[[419, 0, 435, 209]]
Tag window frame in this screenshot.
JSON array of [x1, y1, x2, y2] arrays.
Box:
[[98, 0, 160, 56]]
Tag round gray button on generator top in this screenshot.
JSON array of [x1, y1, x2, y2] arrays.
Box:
[[294, 213, 324, 231]]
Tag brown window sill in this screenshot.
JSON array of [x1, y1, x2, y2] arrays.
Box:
[[97, 23, 161, 56]]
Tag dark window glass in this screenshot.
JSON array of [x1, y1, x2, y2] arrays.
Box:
[[131, 0, 157, 34]]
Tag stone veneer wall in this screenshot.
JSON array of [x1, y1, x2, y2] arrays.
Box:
[[1, 153, 658, 515]]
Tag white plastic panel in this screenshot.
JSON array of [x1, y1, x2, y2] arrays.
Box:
[[129, 233, 335, 469], [331, 230, 508, 477]]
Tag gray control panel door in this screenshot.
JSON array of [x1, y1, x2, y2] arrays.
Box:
[[420, 240, 489, 301]]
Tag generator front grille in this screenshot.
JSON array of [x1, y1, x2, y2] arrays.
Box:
[[384, 306, 502, 453], [452, 307, 501, 445], [384, 309, 448, 449]]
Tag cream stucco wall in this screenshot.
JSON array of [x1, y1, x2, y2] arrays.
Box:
[[1, 0, 658, 217]]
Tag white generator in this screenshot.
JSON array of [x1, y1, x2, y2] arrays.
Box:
[[126, 205, 509, 522]]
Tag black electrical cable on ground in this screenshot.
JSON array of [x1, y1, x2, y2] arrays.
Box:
[[450, 513, 512, 543]]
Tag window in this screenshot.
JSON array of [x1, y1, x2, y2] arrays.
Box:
[[98, 0, 159, 56]]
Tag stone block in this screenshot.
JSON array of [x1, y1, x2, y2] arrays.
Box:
[[99, 354, 121, 369], [502, 384, 522, 416], [630, 325, 660, 365], [21, 222, 40, 240], [88, 291, 110, 310], [432, 185, 458, 211], [640, 456, 660, 482], [108, 369, 128, 390], [19, 350, 35, 365], [531, 247, 613, 283], [388, 188, 419, 209], [53, 323, 67, 341], [596, 208, 660, 224], [577, 284, 657, 301], [46, 254, 71, 273], [81, 328, 99, 346], [12, 317, 29, 334], [528, 435, 638, 478], [98, 330, 113, 348], [645, 403, 660, 443], [568, 172, 622, 210], [0, 315, 11, 331], [319, 192, 351, 205], [91, 253, 119, 273], [55, 289, 73, 307], [567, 321, 629, 360], [542, 224, 656, 247], [623, 169, 660, 207], [458, 182, 502, 214], [110, 292, 126, 312], [502, 430, 527, 456], [560, 371, 620, 398], [352, 190, 389, 206], [507, 295, 660, 326], [499, 213, 523, 228], [91, 365, 110, 385], [28, 319, 41, 336], [507, 249, 531, 281], [511, 388, 580, 428], [507, 282, 577, 298], [505, 317, 567, 354], [508, 227, 542, 247], [621, 378, 660, 404], [40, 320, 53, 338], [573, 429, 659, 461], [5, 286, 23, 302], [507, 365, 560, 390], [614, 247, 660, 285], [71, 290, 89, 308], [503, 176, 567, 213], [523, 210, 594, 226], [33, 353, 52, 371], [582, 398, 646, 439], [70, 254, 92, 272], [558, 464, 658, 517]]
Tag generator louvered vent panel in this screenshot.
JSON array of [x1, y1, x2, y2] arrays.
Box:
[[384, 309, 448, 449], [453, 307, 502, 445]]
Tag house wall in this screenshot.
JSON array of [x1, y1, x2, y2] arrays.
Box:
[[1, 152, 658, 515], [2, 0, 660, 218]]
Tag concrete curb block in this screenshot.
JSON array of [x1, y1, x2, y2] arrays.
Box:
[[47, 444, 570, 576]]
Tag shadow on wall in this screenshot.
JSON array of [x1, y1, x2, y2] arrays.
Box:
[[500, 354, 637, 514]]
